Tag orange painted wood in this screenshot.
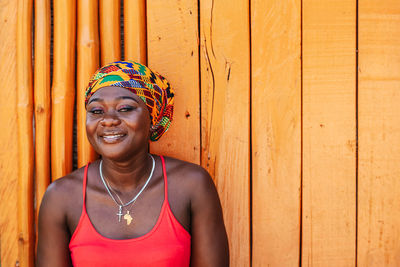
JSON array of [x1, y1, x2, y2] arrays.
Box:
[[99, 0, 121, 65], [199, 0, 250, 265], [77, 0, 99, 168], [251, 0, 301, 265], [34, 0, 51, 225], [358, 1, 400, 265], [147, 0, 200, 164], [124, 0, 146, 63], [16, 0, 34, 265], [0, 1, 20, 266], [51, 0, 76, 179], [302, 0, 356, 265]]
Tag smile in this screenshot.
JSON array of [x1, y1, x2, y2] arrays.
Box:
[[101, 133, 126, 143]]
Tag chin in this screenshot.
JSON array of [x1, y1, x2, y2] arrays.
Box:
[[96, 144, 148, 162]]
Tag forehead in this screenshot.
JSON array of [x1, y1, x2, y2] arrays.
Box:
[[90, 86, 137, 98], [88, 86, 144, 105]]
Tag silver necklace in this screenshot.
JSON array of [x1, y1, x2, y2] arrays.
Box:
[[99, 154, 155, 223], [104, 178, 137, 225]]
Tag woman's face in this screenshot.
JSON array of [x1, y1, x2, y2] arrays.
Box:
[[86, 86, 151, 161]]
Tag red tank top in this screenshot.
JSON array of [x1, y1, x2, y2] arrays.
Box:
[[69, 156, 191, 267]]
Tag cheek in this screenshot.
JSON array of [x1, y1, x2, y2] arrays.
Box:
[[127, 116, 148, 132], [85, 116, 98, 142], [142, 112, 152, 132], [125, 113, 151, 138]]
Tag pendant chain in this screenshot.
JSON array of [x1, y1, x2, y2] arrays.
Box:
[[105, 177, 136, 212], [99, 154, 155, 222]]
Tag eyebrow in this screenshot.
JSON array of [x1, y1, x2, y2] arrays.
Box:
[[87, 97, 102, 105], [116, 96, 139, 103], [87, 96, 139, 105]]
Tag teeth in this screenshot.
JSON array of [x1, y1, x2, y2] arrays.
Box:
[[103, 134, 124, 139]]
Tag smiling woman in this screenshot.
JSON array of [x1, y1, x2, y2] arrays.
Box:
[[86, 87, 151, 161], [36, 61, 229, 267]]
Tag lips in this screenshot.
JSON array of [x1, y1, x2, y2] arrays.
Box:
[[100, 132, 127, 144]]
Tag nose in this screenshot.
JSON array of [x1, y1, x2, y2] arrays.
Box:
[[100, 110, 121, 127]]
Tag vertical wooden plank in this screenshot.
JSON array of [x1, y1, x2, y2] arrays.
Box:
[[34, 0, 51, 224], [99, 0, 121, 65], [16, 0, 34, 265], [51, 0, 76, 179], [77, 0, 99, 168], [147, 0, 200, 164], [200, 0, 250, 265], [0, 1, 20, 266], [358, 1, 400, 265], [251, 0, 301, 265], [302, 0, 356, 265], [124, 0, 146, 63]]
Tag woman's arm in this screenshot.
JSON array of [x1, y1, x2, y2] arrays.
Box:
[[36, 181, 73, 267], [189, 168, 229, 267]]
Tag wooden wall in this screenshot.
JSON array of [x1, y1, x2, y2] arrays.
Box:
[[0, 0, 399, 266]]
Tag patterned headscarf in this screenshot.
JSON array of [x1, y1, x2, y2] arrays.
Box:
[[85, 60, 174, 141]]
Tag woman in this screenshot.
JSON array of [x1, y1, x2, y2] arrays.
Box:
[[36, 61, 229, 266]]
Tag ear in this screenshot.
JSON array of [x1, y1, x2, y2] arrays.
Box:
[[150, 125, 157, 133]]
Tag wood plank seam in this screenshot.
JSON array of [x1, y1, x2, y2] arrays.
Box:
[[355, 0, 359, 266]]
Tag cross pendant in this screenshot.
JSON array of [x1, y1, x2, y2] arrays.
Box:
[[117, 205, 123, 222]]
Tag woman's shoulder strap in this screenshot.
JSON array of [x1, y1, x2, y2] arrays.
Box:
[[82, 163, 90, 205], [160, 156, 168, 200]]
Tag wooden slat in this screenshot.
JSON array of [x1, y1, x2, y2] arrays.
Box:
[[99, 0, 121, 65], [199, 0, 250, 265], [16, 0, 34, 265], [302, 0, 356, 265], [51, 0, 76, 179], [251, 0, 301, 265], [358, 1, 400, 265], [0, 1, 20, 266], [124, 0, 146, 63], [147, 0, 200, 164], [77, 0, 99, 168], [34, 0, 51, 225]]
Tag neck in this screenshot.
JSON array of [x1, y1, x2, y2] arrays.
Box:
[[100, 151, 153, 193]]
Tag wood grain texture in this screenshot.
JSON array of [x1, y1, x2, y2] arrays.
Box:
[[124, 0, 146, 63], [358, 1, 400, 265], [251, 0, 301, 265], [16, 0, 34, 265], [200, 0, 250, 265], [51, 0, 76, 180], [34, 0, 51, 223], [147, 0, 200, 164], [302, 0, 356, 265], [99, 0, 120, 65], [77, 0, 99, 168], [0, 1, 20, 266]]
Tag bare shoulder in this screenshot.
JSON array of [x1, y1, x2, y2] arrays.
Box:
[[40, 167, 85, 219], [163, 156, 211, 181], [162, 156, 229, 266], [162, 156, 219, 207], [163, 156, 214, 192], [37, 167, 86, 267], [43, 168, 84, 201]]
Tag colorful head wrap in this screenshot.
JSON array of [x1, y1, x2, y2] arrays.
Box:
[[85, 60, 174, 141]]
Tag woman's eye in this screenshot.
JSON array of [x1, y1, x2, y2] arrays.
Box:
[[89, 109, 103, 114], [118, 106, 135, 112]]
